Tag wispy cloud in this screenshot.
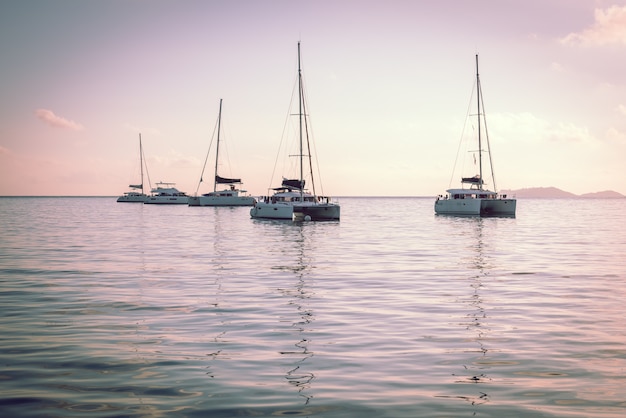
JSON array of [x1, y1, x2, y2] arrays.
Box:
[[560, 5, 626, 46], [617, 104, 626, 116], [489, 112, 593, 143], [549, 62, 565, 72], [35, 109, 84, 131], [606, 127, 626, 144]]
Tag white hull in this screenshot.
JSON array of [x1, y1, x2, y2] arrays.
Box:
[[144, 196, 188, 205], [250, 201, 340, 221], [435, 197, 516, 216], [188, 194, 255, 207], [145, 182, 188, 205]]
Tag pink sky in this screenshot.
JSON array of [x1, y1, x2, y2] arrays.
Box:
[[1, 0, 625, 196]]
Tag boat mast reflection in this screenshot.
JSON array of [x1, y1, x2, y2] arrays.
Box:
[[275, 223, 316, 405], [454, 218, 492, 406], [204, 208, 228, 380]]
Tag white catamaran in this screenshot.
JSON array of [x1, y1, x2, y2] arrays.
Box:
[[188, 99, 255, 207], [117, 133, 151, 203], [435, 55, 516, 217], [250, 42, 340, 221]]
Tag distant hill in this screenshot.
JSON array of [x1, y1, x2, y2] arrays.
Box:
[[500, 187, 625, 198], [579, 190, 625, 198]]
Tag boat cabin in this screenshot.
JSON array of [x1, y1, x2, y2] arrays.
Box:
[[438, 188, 500, 200]]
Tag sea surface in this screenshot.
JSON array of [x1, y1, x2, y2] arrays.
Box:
[[1, 196, 625, 417]]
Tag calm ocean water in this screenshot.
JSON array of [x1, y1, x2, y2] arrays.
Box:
[[1, 196, 625, 417]]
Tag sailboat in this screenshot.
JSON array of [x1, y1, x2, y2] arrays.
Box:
[[434, 55, 516, 217], [250, 42, 340, 221], [117, 133, 150, 203], [188, 99, 255, 207]]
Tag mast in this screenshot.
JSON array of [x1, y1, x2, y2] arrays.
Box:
[[476, 54, 483, 191], [297, 42, 304, 200], [213, 98, 223, 193], [139, 133, 144, 194]]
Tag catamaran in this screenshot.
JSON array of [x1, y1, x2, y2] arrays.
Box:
[[250, 42, 340, 221], [435, 55, 516, 217]]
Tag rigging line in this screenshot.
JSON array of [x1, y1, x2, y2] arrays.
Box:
[[141, 138, 153, 192], [220, 115, 236, 180], [301, 54, 324, 195], [213, 99, 223, 193], [269, 61, 299, 192], [195, 108, 220, 195], [478, 81, 497, 192], [449, 79, 477, 189], [215, 108, 237, 180], [301, 71, 326, 197], [138, 134, 144, 194], [299, 71, 318, 197], [302, 95, 316, 196]]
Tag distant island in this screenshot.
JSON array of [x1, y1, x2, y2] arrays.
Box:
[[499, 187, 625, 198]]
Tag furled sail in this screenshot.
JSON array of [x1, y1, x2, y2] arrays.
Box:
[[281, 178, 305, 190], [461, 176, 483, 185], [215, 175, 241, 184], [129, 184, 143, 189]]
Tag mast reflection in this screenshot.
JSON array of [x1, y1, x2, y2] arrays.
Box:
[[454, 218, 492, 406], [275, 223, 316, 405], [204, 208, 227, 380]]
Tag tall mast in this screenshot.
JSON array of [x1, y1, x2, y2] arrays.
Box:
[[214, 98, 223, 193], [476, 54, 483, 191], [139, 133, 144, 194], [297, 42, 304, 199]]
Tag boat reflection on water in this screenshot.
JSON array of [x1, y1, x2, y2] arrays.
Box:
[[204, 209, 228, 380], [457, 218, 491, 405], [273, 223, 317, 406], [438, 217, 496, 409]]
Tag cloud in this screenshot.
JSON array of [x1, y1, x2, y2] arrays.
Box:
[[617, 104, 626, 116], [35, 109, 84, 131], [606, 127, 626, 144], [560, 5, 626, 46], [546, 122, 593, 143], [549, 62, 565, 72], [489, 112, 592, 143]]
